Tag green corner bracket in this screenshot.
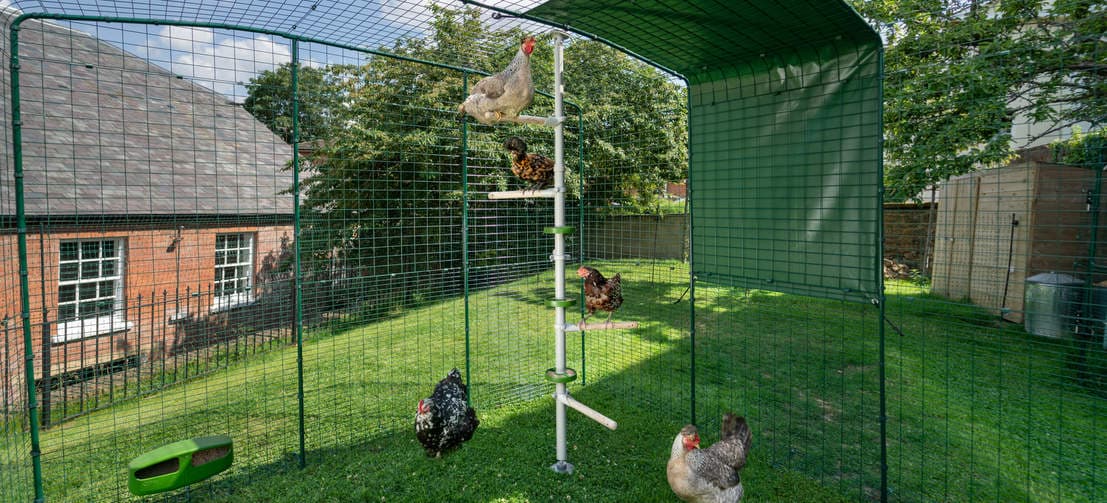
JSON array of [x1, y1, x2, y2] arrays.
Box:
[[543, 226, 574, 235]]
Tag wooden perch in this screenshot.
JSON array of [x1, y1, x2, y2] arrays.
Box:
[[557, 393, 617, 430], [493, 114, 563, 127], [488, 188, 557, 200], [563, 321, 639, 332]]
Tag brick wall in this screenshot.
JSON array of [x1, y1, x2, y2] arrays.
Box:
[[0, 222, 294, 392], [884, 202, 936, 272]]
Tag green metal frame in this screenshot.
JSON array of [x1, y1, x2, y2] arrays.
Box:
[[8, 18, 46, 503]]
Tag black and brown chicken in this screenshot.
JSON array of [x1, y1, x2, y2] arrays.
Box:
[[667, 413, 753, 503], [458, 36, 535, 124], [577, 266, 623, 328], [415, 368, 479, 458], [504, 136, 554, 190]]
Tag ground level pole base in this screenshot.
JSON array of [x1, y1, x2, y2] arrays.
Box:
[[551, 460, 574, 474]]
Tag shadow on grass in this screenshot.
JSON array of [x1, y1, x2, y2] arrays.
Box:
[[180, 349, 856, 503]]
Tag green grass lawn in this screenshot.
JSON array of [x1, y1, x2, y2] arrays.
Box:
[[5, 260, 1105, 502]]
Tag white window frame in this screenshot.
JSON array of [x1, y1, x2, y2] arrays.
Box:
[[211, 233, 255, 312], [55, 239, 131, 343]]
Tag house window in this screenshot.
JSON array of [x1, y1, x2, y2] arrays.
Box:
[[212, 233, 254, 312], [56, 239, 130, 342]]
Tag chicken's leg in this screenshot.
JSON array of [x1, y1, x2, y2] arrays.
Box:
[[578, 312, 592, 330]]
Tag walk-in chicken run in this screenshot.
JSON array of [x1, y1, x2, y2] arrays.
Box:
[[7, 1, 1009, 502]]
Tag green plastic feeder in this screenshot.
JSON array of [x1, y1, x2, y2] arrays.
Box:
[[128, 435, 233, 496]]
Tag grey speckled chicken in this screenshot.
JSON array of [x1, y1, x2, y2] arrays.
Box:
[[415, 368, 479, 458], [667, 413, 752, 503], [458, 36, 535, 124]]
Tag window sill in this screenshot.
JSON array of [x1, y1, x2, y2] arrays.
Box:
[[209, 296, 256, 314], [54, 318, 133, 344]]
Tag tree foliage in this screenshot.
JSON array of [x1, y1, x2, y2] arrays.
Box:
[[241, 6, 686, 299], [242, 62, 342, 144], [851, 0, 1106, 201]]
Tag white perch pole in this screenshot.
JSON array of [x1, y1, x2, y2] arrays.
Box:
[[563, 321, 639, 332], [549, 30, 573, 475], [487, 188, 556, 200], [557, 393, 618, 430]]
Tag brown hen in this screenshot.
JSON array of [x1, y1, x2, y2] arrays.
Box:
[[504, 136, 554, 190], [577, 266, 623, 328]]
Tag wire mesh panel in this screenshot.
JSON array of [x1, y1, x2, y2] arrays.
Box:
[[4, 17, 302, 500], [865, 1, 1107, 500], [291, 40, 474, 457], [0, 11, 33, 498], [1, 1, 1102, 502]]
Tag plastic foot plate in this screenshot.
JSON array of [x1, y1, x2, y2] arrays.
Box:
[[551, 460, 574, 474]]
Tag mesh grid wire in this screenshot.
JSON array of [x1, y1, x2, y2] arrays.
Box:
[[0, 1, 1104, 503]]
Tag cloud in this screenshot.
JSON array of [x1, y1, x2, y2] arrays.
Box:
[[154, 26, 293, 100]]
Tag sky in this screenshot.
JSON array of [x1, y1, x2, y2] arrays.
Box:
[[0, 0, 590, 101], [2, 0, 443, 101]]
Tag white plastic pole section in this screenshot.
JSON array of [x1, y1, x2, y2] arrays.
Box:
[[551, 30, 571, 475]]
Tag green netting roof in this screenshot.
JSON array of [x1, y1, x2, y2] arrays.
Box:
[[527, 0, 879, 79]]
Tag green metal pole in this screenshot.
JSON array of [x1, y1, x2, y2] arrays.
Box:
[[575, 106, 585, 386], [291, 39, 307, 469], [461, 72, 473, 401], [684, 78, 696, 426], [876, 47, 889, 503], [9, 18, 46, 503]]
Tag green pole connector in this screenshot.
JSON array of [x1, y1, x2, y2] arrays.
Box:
[[549, 299, 576, 308]]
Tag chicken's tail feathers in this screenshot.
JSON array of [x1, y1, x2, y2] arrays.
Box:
[[722, 413, 752, 449]]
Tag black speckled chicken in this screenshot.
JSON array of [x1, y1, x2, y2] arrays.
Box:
[[504, 136, 554, 190], [415, 368, 479, 458], [667, 413, 752, 503]]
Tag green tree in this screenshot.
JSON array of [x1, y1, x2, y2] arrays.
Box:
[[565, 41, 687, 211], [851, 0, 1106, 201], [241, 6, 688, 311], [243, 62, 343, 144]]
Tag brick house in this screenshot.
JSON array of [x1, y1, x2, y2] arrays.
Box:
[[0, 17, 295, 408]]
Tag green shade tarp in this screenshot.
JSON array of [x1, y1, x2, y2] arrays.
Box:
[[529, 0, 883, 302]]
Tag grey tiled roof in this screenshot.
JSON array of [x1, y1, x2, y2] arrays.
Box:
[[0, 16, 295, 216]]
